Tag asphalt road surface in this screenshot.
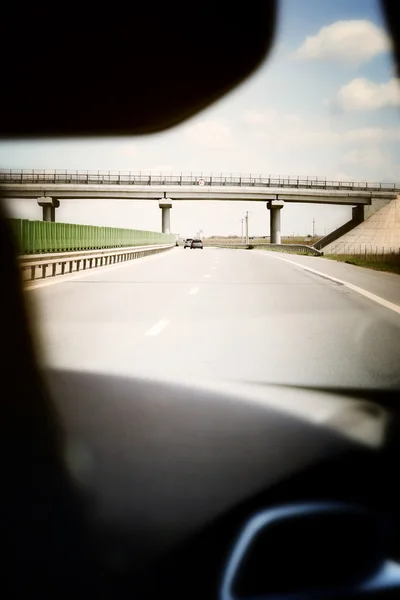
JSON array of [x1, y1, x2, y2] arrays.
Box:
[[28, 247, 400, 390]]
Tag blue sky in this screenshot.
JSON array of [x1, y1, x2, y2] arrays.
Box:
[[1, 0, 399, 237]]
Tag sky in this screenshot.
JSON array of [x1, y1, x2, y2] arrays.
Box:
[[1, 0, 399, 238]]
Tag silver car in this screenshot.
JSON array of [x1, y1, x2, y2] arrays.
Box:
[[184, 238, 193, 249], [191, 239, 203, 249]]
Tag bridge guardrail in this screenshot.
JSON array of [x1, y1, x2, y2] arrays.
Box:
[[1, 169, 399, 193], [19, 243, 174, 283]]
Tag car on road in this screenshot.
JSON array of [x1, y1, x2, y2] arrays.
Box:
[[184, 238, 193, 249], [191, 239, 203, 249]]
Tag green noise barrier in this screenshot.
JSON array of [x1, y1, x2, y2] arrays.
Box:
[[9, 219, 175, 254]]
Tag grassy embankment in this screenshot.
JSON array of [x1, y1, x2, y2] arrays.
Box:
[[324, 253, 400, 275]]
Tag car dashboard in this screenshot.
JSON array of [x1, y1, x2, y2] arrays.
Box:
[[33, 368, 400, 600]]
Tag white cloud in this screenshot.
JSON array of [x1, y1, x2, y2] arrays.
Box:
[[183, 118, 234, 149], [242, 107, 400, 158], [282, 114, 303, 128], [332, 171, 358, 182], [116, 141, 138, 158], [244, 109, 303, 129], [343, 146, 388, 167], [334, 77, 400, 111], [244, 109, 337, 147], [343, 126, 400, 142], [341, 148, 400, 182], [293, 20, 391, 65], [142, 164, 174, 173], [340, 147, 400, 182], [243, 109, 278, 125], [286, 124, 400, 146]]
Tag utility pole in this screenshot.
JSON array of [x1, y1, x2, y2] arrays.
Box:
[[241, 218, 244, 243], [245, 211, 249, 245], [312, 217, 316, 238]]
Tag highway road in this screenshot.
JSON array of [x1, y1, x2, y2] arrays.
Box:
[[28, 247, 400, 390]]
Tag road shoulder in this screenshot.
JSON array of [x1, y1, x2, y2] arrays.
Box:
[[256, 250, 400, 311]]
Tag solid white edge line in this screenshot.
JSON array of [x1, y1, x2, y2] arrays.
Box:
[[145, 319, 170, 336], [259, 252, 400, 316]]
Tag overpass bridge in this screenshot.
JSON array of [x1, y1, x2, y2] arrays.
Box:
[[1, 170, 398, 243]]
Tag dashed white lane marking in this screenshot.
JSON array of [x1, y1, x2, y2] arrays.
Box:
[[262, 252, 400, 316], [211, 266, 217, 270], [204, 274, 210, 278], [145, 319, 171, 336], [189, 287, 199, 295]]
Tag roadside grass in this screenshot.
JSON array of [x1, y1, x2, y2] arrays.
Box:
[[324, 254, 400, 275]]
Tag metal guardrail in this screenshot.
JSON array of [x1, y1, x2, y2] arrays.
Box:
[[209, 242, 322, 256], [1, 169, 399, 193], [258, 243, 323, 256], [19, 243, 174, 283]]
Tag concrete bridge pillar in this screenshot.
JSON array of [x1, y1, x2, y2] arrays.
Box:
[[37, 197, 60, 222], [267, 199, 284, 243], [159, 198, 172, 234]]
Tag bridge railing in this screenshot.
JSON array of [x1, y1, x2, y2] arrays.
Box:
[[0, 169, 398, 192]]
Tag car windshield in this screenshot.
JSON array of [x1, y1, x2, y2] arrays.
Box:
[[1, 0, 400, 394]]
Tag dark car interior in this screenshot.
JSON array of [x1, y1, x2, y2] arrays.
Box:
[[2, 1, 400, 598]]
